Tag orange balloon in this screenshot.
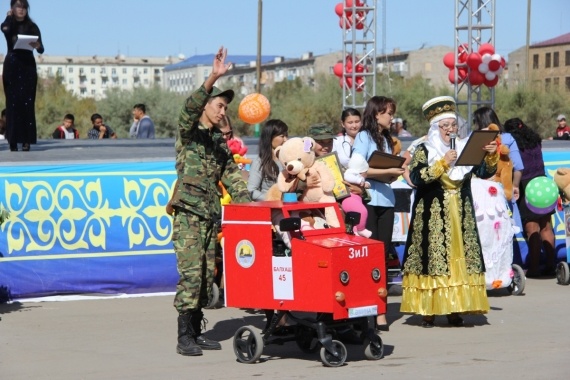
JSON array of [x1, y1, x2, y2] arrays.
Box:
[[238, 93, 271, 124]]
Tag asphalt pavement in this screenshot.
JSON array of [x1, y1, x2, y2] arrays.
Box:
[[1, 278, 569, 380]]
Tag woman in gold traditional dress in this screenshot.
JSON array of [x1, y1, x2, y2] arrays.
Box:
[[400, 96, 498, 327]]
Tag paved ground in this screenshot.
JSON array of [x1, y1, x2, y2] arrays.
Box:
[[1, 278, 569, 380]]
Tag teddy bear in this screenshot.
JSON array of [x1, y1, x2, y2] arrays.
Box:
[[272, 137, 339, 227], [488, 123, 513, 201], [554, 167, 570, 205]]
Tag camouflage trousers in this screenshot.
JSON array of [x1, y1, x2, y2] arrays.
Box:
[[172, 210, 217, 313]]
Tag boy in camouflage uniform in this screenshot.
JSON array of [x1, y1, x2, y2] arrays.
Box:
[[170, 47, 251, 356]]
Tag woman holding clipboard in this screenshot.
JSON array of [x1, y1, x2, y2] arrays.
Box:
[[349, 96, 404, 331], [399, 96, 498, 328], [1, 0, 43, 152]]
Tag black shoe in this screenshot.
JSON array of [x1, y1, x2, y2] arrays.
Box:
[[376, 324, 389, 332], [176, 335, 203, 356], [447, 314, 464, 327], [421, 316, 435, 328], [177, 314, 203, 356], [195, 334, 221, 350], [22, 143, 30, 151], [9, 144, 17, 151]]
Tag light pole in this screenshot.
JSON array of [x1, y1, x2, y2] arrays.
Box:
[[256, 0, 262, 94]]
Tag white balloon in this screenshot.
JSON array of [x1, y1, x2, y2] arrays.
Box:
[[482, 54, 492, 64], [485, 71, 496, 81], [491, 53, 501, 62], [497, 66, 504, 75], [478, 63, 489, 74]]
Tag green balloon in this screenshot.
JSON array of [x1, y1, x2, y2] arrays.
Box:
[[525, 177, 558, 208]]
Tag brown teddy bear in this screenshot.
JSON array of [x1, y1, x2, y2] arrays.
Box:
[[554, 167, 570, 205], [488, 123, 513, 201], [271, 137, 339, 227]]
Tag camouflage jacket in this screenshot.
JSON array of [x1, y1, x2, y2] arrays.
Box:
[[172, 85, 251, 219]]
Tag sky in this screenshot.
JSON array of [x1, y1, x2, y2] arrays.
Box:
[[19, 0, 570, 61]]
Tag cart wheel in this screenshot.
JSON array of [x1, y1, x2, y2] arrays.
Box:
[[233, 326, 264, 364], [295, 325, 319, 353], [319, 339, 347, 367], [556, 262, 570, 285], [507, 264, 525, 295], [205, 283, 219, 309], [364, 334, 384, 360]]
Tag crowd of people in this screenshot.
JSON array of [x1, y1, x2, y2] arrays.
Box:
[[165, 45, 566, 358]]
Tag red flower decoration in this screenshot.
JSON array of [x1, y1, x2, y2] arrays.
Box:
[[488, 186, 498, 196]]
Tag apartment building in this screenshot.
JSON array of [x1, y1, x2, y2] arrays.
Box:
[[508, 32, 570, 90], [0, 54, 174, 99]]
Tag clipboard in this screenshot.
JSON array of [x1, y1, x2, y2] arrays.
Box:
[[367, 150, 405, 169], [14, 34, 38, 51], [455, 130, 499, 166]]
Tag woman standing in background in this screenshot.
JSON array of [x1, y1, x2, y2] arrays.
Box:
[[2, 0, 43, 151]]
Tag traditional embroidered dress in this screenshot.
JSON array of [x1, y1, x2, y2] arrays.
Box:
[[400, 101, 498, 316]]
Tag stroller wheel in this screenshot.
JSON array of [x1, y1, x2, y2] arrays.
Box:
[[233, 326, 264, 364], [320, 339, 347, 367], [508, 264, 525, 295], [556, 262, 570, 285]]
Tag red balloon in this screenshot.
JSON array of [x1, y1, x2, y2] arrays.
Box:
[[355, 21, 364, 29], [355, 63, 364, 73], [355, 0, 364, 6], [356, 76, 365, 92], [458, 67, 468, 80], [457, 43, 469, 63], [478, 43, 495, 56], [468, 69, 485, 86], [488, 59, 501, 72], [500, 56, 506, 68], [484, 76, 499, 87], [339, 16, 352, 29], [443, 52, 455, 69], [448, 69, 465, 84], [342, 76, 354, 88], [466, 52, 482, 70], [333, 62, 343, 77], [345, 0, 353, 7], [334, 3, 343, 16], [345, 59, 353, 72]]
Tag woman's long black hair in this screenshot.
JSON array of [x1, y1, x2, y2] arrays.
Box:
[[361, 96, 396, 152], [503, 118, 542, 151], [258, 119, 288, 182]]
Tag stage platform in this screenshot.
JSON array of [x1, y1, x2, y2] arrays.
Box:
[[0, 138, 569, 301]]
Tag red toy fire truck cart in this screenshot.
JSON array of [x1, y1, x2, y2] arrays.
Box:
[[222, 200, 387, 367]]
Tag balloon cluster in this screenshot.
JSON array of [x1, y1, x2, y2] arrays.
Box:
[[443, 43, 506, 88], [334, 0, 367, 30], [332, 55, 367, 91]]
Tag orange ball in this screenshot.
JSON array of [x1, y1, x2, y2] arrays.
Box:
[[238, 93, 271, 124]]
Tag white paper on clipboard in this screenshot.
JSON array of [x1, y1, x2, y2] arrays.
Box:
[[14, 34, 38, 51]]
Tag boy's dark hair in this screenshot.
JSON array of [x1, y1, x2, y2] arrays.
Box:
[[64, 114, 75, 122], [91, 113, 102, 123], [133, 104, 146, 113]]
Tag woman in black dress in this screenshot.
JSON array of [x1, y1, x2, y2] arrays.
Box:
[[1, 0, 43, 152]]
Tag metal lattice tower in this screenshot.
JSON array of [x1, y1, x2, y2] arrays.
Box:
[[454, 0, 496, 124], [341, 0, 379, 111]]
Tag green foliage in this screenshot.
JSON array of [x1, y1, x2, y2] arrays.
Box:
[[1, 73, 568, 141], [97, 86, 185, 138]]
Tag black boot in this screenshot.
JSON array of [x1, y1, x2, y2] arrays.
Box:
[[176, 313, 203, 356], [191, 310, 221, 350]]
